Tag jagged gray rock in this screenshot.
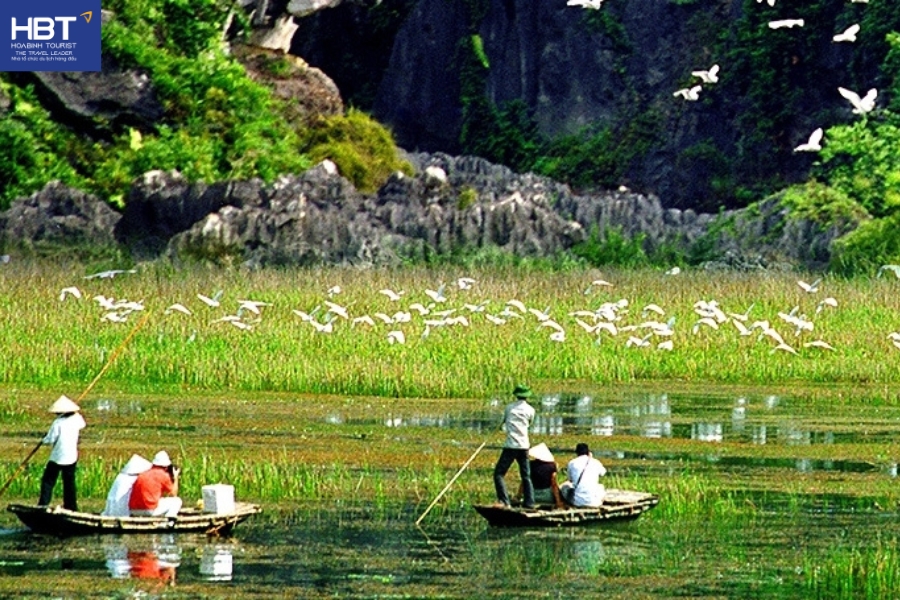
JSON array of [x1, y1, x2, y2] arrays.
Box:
[[116, 170, 267, 258], [0, 182, 121, 252], [0, 155, 851, 271], [13, 55, 164, 138]]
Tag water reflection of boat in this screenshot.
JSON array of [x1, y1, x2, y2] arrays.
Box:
[[473, 489, 659, 528], [6, 502, 260, 536], [104, 533, 235, 582]]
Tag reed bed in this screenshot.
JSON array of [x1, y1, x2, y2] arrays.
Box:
[[805, 538, 900, 599], [2, 263, 900, 399]]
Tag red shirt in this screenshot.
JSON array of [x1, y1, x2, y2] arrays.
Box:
[[129, 467, 174, 510]]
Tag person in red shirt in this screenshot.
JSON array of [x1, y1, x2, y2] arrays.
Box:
[[129, 451, 182, 517]]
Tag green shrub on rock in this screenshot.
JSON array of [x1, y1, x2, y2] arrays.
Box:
[[779, 181, 870, 228], [301, 108, 413, 193], [830, 212, 900, 276]]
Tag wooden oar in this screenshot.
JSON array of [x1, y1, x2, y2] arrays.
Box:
[[0, 312, 151, 499], [415, 441, 486, 526]]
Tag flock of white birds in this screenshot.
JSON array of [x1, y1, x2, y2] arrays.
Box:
[[52, 266, 900, 357], [566, 0, 875, 154]]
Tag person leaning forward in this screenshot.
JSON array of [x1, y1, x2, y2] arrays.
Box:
[[38, 395, 86, 511], [559, 442, 607, 508], [493, 384, 537, 509], [129, 451, 183, 517], [520, 443, 564, 508]]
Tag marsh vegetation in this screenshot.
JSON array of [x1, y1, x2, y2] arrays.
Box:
[[2, 265, 900, 597]]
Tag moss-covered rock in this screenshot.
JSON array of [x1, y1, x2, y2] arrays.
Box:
[[300, 108, 414, 194]]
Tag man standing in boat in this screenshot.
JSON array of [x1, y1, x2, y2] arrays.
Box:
[[129, 451, 183, 517], [38, 395, 86, 511], [560, 442, 607, 507], [493, 384, 537, 509]]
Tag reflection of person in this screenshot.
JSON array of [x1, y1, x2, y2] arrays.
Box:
[[103, 454, 153, 517], [128, 550, 177, 584], [493, 385, 536, 509], [519, 443, 564, 508], [560, 442, 607, 508], [38, 395, 86, 511], [129, 451, 182, 517]]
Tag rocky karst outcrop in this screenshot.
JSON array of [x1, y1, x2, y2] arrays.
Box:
[[0, 156, 853, 271], [0, 182, 121, 251]]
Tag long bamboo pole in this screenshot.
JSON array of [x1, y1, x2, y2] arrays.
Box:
[[0, 313, 151, 499], [415, 441, 486, 526]]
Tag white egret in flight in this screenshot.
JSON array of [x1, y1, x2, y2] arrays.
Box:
[[768, 19, 804, 29], [838, 87, 877, 114], [691, 64, 720, 84], [794, 128, 823, 152], [833, 24, 859, 43], [674, 85, 702, 101]]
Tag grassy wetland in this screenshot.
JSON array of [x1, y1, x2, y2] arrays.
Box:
[[2, 262, 900, 395], [3, 262, 900, 598]]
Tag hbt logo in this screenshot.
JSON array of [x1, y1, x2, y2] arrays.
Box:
[[11, 12, 92, 41]]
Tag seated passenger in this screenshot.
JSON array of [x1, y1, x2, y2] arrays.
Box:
[[559, 442, 607, 508], [519, 443, 564, 508], [102, 454, 152, 517], [129, 451, 182, 517]]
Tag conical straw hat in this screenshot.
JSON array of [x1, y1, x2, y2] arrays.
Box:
[[49, 395, 80, 414], [121, 454, 153, 475], [528, 442, 554, 463]]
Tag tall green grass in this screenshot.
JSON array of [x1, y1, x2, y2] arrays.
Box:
[[806, 538, 900, 599], [3, 263, 900, 399]]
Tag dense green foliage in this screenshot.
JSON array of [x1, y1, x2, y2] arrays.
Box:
[[830, 212, 900, 276], [0, 0, 412, 210], [0, 84, 88, 205], [817, 117, 900, 219], [89, 0, 313, 204]]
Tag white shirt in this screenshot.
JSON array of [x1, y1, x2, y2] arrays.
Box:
[[502, 400, 535, 449], [42, 413, 86, 465], [566, 454, 607, 507], [102, 473, 139, 517]]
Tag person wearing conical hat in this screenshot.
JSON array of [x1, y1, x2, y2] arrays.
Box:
[[520, 443, 564, 508], [38, 395, 86, 510], [493, 384, 537, 509], [101, 454, 153, 517]]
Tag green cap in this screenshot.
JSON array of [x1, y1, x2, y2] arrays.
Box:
[[512, 384, 532, 399]]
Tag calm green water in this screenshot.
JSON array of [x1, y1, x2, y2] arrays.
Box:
[[2, 386, 900, 598], [1, 505, 895, 598]]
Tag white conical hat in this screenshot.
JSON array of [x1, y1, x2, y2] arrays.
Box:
[[121, 454, 153, 475], [49, 395, 80, 413], [528, 442, 554, 463], [152, 451, 172, 467]]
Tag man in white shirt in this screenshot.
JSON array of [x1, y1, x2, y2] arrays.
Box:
[[493, 385, 537, 509], [38, 395, 86, 511], [560, 442, 607, 508]]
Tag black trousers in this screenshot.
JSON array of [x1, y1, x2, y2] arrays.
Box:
[[38, 461, 78, 511], [493, 448, 534, 507]]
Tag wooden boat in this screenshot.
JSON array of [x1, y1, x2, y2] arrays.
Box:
[[473, 489, 659, 527], [6, 502, 261, 536]]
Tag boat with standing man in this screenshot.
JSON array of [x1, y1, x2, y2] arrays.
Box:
[[473, 488, 659, 527]]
